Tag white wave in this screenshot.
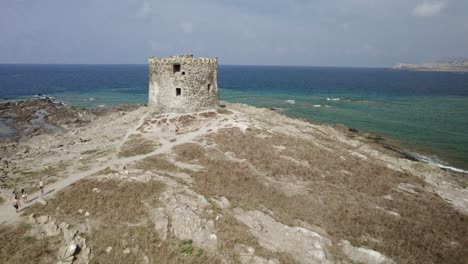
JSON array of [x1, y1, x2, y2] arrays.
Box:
[[89, 98, 95, 101], [285, 100, 295, 104], [313, 104, 332, 108], [326, 98, 340, 101], [411, 152, 468, 174], [97, 104, 106, 108]]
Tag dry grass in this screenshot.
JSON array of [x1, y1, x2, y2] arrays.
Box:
[[80, 148, 99, 155], [172, 143, 206, 163], [27, 179, 164, 225], [0, 222, 61, 264], [133, 154, 178, 172], [25, 179, 223, 263], [91, 167, 119, 176], [173, 128, 468, 264], [169, 115, 197, 126], [7, 160, 70, 192], [199, 111, 217, 118], [90, 225, 221, 264], [89, 224, 221, 264], [216, 214, 296, 263], [216, 108, 233, 115], [118, 135, 158, 158]]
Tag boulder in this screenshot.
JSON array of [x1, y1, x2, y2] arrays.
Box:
[[338, 240, 396, 264], [160, 189, 218, 251], [36, 215, 49, 224], [43, 220, 60, 236], [213, 196, 230, 209], [62, 243, 78, 259], [234, 208, 333, 264], [106, 246, 113, 253], [150, 207, 168, 240]]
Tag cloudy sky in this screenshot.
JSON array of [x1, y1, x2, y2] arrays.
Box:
[[1, 0, 467, 66]]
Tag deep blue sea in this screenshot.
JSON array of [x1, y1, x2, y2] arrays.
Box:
[[1, 64, 468, 172]]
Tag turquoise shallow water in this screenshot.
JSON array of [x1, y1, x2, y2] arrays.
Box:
[[221, 89, 468, 171], [1, 64, 467, 171]]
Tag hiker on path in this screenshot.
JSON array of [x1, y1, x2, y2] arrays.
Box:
[[39, 177, 45, 196], [21, 188, 29, 203], [175, 126, 180, 135], [12, 195, 20, 213]]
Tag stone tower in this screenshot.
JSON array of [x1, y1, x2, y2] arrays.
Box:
[[148, 54, 219, 113]]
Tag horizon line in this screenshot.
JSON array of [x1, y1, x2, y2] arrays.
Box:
[[0, 62, 391, 69]]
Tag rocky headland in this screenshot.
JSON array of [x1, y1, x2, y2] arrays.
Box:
[[0, 99, 467, 264], [392, 58, 468, 72]]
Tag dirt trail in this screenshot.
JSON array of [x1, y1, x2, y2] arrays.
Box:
[[0, 109, 240, 224]]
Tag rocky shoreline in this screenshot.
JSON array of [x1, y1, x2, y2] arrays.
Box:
[[0, 98, 467, 263]]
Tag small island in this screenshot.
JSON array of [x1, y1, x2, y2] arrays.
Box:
[[392, 58, 468, 72]]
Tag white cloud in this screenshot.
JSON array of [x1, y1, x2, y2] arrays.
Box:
[[181, 22, 193, 33], [413, 2, 446, 17]]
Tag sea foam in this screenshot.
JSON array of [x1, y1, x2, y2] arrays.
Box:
[[411, 152, 468, 174]]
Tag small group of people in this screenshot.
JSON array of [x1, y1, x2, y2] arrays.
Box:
[[11, 177, 45, 213], [11, 189, 27, 213]]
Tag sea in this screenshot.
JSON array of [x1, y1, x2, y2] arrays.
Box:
[[1, 64, 467, 173]]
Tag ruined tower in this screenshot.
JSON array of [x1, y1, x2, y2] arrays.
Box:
[[148, 54, 219, 113]]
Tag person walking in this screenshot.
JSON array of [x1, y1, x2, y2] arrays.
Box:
[[39, 177, 45, 196], [12, 195, 20, 213], [21, 188, 29, 203]]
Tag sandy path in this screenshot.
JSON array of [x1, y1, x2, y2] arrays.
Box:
[[0, 111, 234, 224]]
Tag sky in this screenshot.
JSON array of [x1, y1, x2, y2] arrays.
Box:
[[1, 0, 467, 67]]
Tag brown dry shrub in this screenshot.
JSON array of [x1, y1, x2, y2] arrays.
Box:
[[199, 112, 217, 118], [174, 129, 468, 264], [169, 115, 197, 126], [0, 223, 61, 264], [216, 214, 296, 263], [216, 108, 233, 115], [27, 179, 164, 225], [134, 154, 178, 172], [89, 224, 221, 264], [118, 135, 157, 158], [157, 118, 168, 125], [25, 179, 223, 263], [172, 143, 206, 162]]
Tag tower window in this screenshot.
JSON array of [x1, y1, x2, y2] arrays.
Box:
[[176, 88, 181, 96], [207, 84, 211, 92], [173, 64, 181, 73]]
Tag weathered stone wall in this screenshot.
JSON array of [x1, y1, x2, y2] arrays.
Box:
[[148, 54, 219, 113]]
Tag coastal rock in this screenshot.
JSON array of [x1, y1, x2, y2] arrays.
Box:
[[160, 188, 218, 250], [149, 207, 168, 240], [234, 208, 333, 264], [43, 220, 61, 236], [338, 240, 396, 264], [212, 196, 230, 209], [234, 244, 280, 264], [36, 215, 49, 224], [61, 243, 78, 259]]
